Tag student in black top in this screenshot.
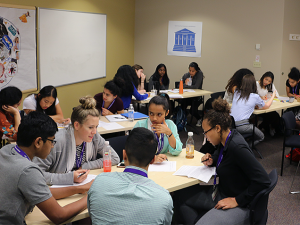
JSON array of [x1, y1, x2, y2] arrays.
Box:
[[148, 63, 170, 91], [286, 67, 300, 98], [173, 97, 270, 225]]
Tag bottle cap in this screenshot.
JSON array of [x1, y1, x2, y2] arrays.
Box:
[[188, 132, 193, 136]]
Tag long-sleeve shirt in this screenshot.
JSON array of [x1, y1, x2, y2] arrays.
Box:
[[121, 84, 148, 109], [182, 70, 203, 89]]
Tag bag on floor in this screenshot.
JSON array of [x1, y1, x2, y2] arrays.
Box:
[[171, 106, 187, 132], [286, 148, 300, 162]]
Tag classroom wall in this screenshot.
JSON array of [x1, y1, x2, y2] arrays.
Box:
[[0, 0, 135, 117], [134, 0, 286, 94], [280, 0, 300, 93]]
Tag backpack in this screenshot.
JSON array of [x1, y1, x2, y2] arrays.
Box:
[[171, 106, 187, 132]]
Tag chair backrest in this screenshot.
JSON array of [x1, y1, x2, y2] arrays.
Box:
[[249, 169, 278, 225], [230, 116, 236, 129], [106, 135, 128, 160], [175, 81, 179, 89], [282, 111, 296, 136], [210, 91, 225, 100]]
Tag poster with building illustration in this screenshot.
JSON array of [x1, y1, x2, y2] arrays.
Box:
[[168, 21, 202, 57], [0, 5, 36, 91]]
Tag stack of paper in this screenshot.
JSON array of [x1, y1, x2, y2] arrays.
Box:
[[173, 165, 215, 183], [98, 120, 125, 130], [148, 161, 177, 172]]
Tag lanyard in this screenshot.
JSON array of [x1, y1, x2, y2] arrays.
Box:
[[14, 145, 30, 161], [292, 84, 298, 94], [124, 167, 148, 177], [101, 99, 116, 115], [213, 131, 231, 186], [76, 142, 86, 169], [155, 132, 164, 155]]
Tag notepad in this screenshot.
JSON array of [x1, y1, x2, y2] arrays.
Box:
[[121, 112, 149, 120], [105, 115, 128, 122]]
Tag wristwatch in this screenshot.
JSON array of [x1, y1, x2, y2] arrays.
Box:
[[166, 132, 173, 138]]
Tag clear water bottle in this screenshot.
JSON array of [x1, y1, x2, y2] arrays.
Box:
[[128, 104, 134, 122], [103, 141, 112, 172], [187, 76, 192, 86], [186, 132, 194, 158]]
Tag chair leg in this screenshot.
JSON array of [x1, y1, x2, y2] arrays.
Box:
[[281, 146, 286, 176], [253, 147, 263, 159], [290, 148, 293, 165], [289, 160, 300, 194]]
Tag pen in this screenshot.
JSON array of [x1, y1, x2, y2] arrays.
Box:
[[77, 171, 87, 178], [201, 158, 210, 163]]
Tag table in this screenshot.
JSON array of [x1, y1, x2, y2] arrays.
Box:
[[97, 115, 139, 135], [25, 151, 205, 225], [253, 99, 300, 115]]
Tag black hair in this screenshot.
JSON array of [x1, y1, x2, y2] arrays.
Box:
[[189, 62, 200, 71], [151, 64, 170, 87], [113, 65, 138, 97], [203, 97, 231, 141], [259, 71, 274, 91], [0, 86, 22, 113], [36, 86, 57, 115], [288, 67, 300, 81], [225, 68, 254, 94], [17, 111, 58, 147], [104, 80, 120, 96], [125, 127, 157, 167], [149, 95, 169, 111]]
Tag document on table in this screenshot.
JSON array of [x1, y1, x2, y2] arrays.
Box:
[[168, 89, 196, 93], [105, 115, 128, 122], [101, 122, 124, 130], [169, 94, 183, 99], [148, 161, 177, 172], [50, 174, 97, 188], [173, 165, 216, 183]]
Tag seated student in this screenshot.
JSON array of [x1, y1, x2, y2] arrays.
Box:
[[223, 68, 254, 103], [0, 86, 22, 140], [286, 67, 300, 98], [0, 112, 92, 225], [88, 127, 173, 224], [256, 71, 280, 136], [148, 63, 170, 91], [33, 96, 120, 185], [181, 62, 204, 126], [94, 80, 124, 115], [132, 64, 147, 94], [231, 75, 276, 147], [173, 98, 270, 225], [114, 65, 149, 109], [133, 94, 182, 163], [23, 85, 70, 124]]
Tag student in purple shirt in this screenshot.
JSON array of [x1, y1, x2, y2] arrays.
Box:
[[94, 80, 124, 116]]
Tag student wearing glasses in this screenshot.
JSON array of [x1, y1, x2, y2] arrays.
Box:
[[174, 98, 270, 225], [33, 96, 120, 185], [133, 94, 182, 163]]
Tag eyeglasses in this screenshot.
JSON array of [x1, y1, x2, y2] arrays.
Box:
[[47, 138, 57, 146], [203, 126, 215, 137]]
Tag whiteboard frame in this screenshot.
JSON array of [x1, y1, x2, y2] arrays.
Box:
[[38, 8, 106, 88]]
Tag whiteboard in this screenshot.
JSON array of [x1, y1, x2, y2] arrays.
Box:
[[38, 8, 106, 87]]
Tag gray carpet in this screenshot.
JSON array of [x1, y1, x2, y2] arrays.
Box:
[[178, 118, 300, 225]]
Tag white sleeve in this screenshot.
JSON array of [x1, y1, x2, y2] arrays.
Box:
[[23, 95, 36, 110]]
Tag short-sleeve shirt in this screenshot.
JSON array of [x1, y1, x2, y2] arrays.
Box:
[[0, 145, 52, 224], [94, 93, 124, 114], [286, 79, 300, 95], [256, 81, 279, 98], [23, 94, 59, 110], [230, 91, 265, 122]]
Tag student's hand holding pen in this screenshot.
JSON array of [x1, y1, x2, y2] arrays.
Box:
[[73, 169, 90, 183], [201, 153, 213, 166], [154, 154, 168, 163]]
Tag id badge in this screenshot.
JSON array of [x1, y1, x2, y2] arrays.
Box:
[[212, 185, 218, 201]]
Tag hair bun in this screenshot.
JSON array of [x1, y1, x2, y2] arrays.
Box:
[[79, 96, 96, 109], [291, 67, 300, 75], [212, 97, 231, 114]]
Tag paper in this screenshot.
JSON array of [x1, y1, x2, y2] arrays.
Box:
[[50, 174, 97, 188], [101, 122, 124, 130], [169, 94, 184, 99], [98, 121, 110, 127], [173, 165, 215, 183], [148, 161, 177, 172], [105, 115, 128, 122], [276, 96, 289, 101]]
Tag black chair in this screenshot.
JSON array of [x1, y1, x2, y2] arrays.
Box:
[[106, 135, 128, 160], [281, 111, 300, 176], [248, 169, 278, 225]]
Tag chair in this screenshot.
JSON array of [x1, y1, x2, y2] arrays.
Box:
[[289, 160, 300, 194], [248, 169, 278, 225], [106, 135, 128, 160], [281, 111, 300, 176]]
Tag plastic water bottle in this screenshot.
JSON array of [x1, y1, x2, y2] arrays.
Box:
[[103, 141, 112, 172], [128, 104, 134, 122], [186, 132, 194, 158], [188, 76, 192, 86]]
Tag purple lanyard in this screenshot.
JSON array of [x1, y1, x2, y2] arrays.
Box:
[[101, 99, 116, 115], [124, 167, 148, 177], [292, 84, 298, 94], [76, 142, 86, 169], [14, 145, 30, 161], [155, 132, 164, 155], [213, 131, 231, 186]]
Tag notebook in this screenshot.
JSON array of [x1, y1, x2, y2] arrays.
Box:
[[121, 112, 149, 120]]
